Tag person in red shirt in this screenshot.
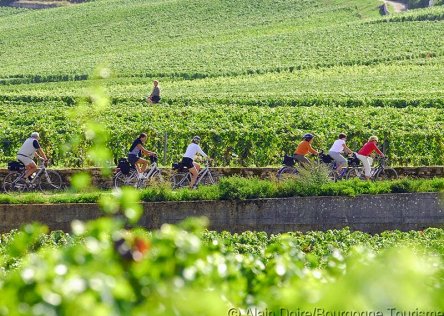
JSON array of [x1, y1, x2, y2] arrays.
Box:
[[294, 133, 319, 165], [356, 136, 385, 180]]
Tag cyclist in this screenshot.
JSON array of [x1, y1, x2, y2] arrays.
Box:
[[355, 135, 385, 180], [329, 133, 353, 176], [128, 133, 157, 179], [294, 133, 319, 165], [147, 80, 161, 104], [17, 132, 48, 182], [181, 136, 208, 189]]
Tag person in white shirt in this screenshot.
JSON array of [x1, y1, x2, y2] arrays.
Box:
[[328, 133, 353, 175], [181, 136, 208, 189], [17, 132, 48, 181]]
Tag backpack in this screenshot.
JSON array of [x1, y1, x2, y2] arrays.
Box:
[[319, 153, 334, 164], [348, 153, 361, 167], [8, 161, 25, 171], [172, 162, 188, 172], [282, 155, 295, 167], [117, 158, 131, 175]]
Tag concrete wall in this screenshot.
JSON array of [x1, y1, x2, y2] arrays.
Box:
[[0, 193, 443, 233], [0, 166, 443, 189]]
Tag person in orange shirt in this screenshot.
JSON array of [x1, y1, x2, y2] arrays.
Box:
[[294, 133, 319, 165]]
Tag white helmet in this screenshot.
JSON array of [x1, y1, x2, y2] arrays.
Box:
[[31, 132, 40, 138], [192, 136, 201, 143]]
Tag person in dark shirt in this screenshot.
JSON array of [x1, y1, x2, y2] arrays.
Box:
[[127, 133, 156, 179], [147, 80, 161, 104]]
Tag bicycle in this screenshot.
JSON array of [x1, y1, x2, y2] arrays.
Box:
[[3, 159, 63, 193], [114, 155, 163, 189], [319, 152, 361, 182], [345, 157, 398, 181], [276, 154, 299, 180], [171, 159, 218, 189]]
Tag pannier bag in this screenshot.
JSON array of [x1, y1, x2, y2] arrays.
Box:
[[8, 161, 25, 171], [319, 153, 334, 164], [348, 153, 361, 167], [282, 155, 295, 167], [117, 158, 131, 175], [172, 162, 188, 172]]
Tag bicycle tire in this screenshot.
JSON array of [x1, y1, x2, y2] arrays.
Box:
[[328, 170, 338, 182], [374, 168, 398, 181], [3, 172, 27, 193], [39, 170, 63, 191], [139, 170, 164, 188], [276, 166, 298, 180], [171, 172, 190, 189], [114, 170, 138, 188], [207, 171, 221, 184], [150, 170, 164, 183], [345, 167, 365, 180], [199, 172, 216, 186]]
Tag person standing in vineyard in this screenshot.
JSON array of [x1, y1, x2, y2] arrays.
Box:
[[355, 136, 385, 180], [329, 133, 353, 176], [17, 132, 48, 182], [128, 133, 157, 179], [181, 136, 208, 189], [294, 133, 319, 165], [147, 80, 161, 104]]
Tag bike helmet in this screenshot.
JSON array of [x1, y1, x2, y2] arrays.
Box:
[[302, 133, 314, 141], [31, 132, 40, 139], [192, 136, 201, 143]]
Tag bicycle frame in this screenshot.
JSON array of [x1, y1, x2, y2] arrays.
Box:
[[172, 160, 215, 188], [14, 161, 47, 185], [370, 158, 387, 179], [5, 159, 62, 192], [195, 163, 214, 186]]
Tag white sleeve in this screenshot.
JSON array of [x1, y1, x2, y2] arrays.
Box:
[[197, 145, 207, 157]]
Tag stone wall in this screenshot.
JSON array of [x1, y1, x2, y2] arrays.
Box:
[[0, 193, 443, 233]]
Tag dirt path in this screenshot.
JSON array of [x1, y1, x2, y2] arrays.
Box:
[[382, 0, 408, 13]]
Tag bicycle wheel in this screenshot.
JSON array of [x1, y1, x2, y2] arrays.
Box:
[[142, 170, 164, 188], [276, 166, 298, 180], [114, 170, 138, 188], [374, 168, 398, 181], [171, 173, 190, 189], [328, 170, 338, 182], [39, 170, 63, 191], [3, 172, 27, 193], [199, 172, 216, 186], [345, 167, 364, 180], [207, 171, 221, 184]]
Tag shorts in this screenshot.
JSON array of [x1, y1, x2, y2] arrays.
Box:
[[294, 154, 310, 165], [17, 155, 34, 166], [127, 154, 140, 165], [150, 95, 160, 103], [181, 157, 194, 169], [328, 151, 347, 164]]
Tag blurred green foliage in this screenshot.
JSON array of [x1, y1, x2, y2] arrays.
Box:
[[0, 220, 443, 315]]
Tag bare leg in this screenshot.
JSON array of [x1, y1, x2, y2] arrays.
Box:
[[189, 167, 198, 188], [24, 162, 37, 179], [139, 160, 148, 173], [136, 158, 148, 174]]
